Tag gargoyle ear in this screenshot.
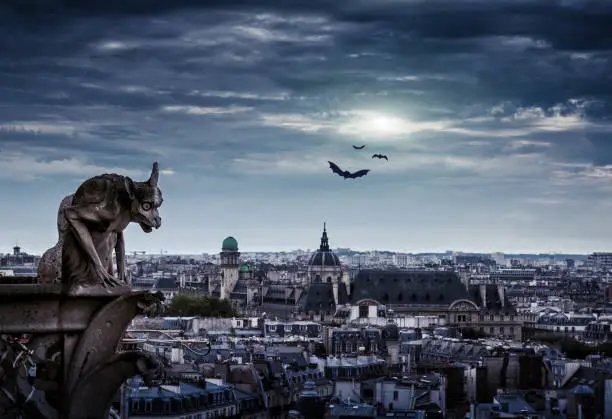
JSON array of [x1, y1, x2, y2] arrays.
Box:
[[124, 177, 136, 200], [148, 162, 159, 187]]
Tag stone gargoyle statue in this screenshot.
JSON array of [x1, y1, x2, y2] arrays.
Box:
[[38, 162, 163, 292], [37, 194, 74, 283]]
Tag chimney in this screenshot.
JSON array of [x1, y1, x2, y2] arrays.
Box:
[[479, 284, 487, 309], [497, 284, 505, 308]]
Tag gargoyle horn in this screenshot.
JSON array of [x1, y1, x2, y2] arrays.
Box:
[[148, 162, 159, 187]]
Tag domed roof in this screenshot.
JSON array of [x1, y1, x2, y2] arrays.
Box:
[[309, 251, 341, 267], [222, 236, 238, 251], [308, 223, 341, 267], [240, 264, 249, 272]]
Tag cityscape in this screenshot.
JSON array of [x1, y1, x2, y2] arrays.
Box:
[[3, 224, 612, 418]]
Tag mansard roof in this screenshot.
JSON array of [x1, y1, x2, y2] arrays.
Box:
[[349, 269, 470, 306]]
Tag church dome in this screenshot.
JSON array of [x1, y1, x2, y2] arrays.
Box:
[[308, 223, 341, 267], [222, 236, 238, 251]]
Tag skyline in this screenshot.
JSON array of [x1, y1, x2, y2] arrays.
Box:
[[0, 223, 607, 256], [2, 1, 612, 254]]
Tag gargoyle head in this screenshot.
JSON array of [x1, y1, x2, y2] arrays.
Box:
[[125, 162, 164, 233]]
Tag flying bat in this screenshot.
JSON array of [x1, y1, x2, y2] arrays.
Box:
[[352, 145, 366, 150], [372, 154, 389, 161], [328, 161, 370, 179]]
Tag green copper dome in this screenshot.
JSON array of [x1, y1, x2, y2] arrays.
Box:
[[222, 236, 238, 251], [240, 264, 249, 272]]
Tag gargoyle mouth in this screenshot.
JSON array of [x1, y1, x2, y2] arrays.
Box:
[[140, 223, 154, 233]]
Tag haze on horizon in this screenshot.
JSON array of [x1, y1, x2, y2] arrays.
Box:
[[1, 1, 612, 255]]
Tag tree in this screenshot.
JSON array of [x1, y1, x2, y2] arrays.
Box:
[[531, 334, 596, 360], [165, 294, 237, 317]]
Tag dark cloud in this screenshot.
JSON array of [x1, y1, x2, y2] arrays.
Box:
[[2, 0, 612, 252]]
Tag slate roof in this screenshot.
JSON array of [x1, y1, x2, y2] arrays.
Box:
[[349, 269, 470, 306], [420, 339, 490, 361], [309, 251, 341, 267], [231, 279, 249, 295], [300, 281, 347, 313]]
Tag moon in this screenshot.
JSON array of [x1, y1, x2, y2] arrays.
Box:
[[341, 111, 412, 138]]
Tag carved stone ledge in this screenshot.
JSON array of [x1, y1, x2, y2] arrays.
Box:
[[0, 281, 165, 419]]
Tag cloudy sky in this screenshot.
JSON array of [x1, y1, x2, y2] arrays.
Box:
[[1, 0, 612, 255]]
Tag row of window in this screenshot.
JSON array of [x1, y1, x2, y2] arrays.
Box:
[[266, 325, 320, 333], [455, 314, 516, 322], [478, 326, 516, 335], [131, 391, 232, 413]]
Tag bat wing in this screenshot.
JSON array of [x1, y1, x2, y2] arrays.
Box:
[[348, 169, 370, 178], [383, 155, 389, 160], [328, 161, 345, 177], [372, 154, 381, 159], [353, 145, 366, 149]]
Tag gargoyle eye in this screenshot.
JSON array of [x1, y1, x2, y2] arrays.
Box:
[[142, 203, 152, 211]]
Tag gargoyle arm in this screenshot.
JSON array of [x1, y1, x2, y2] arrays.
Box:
[[115, 232, 127, 284], [64, 205, 115, 281]]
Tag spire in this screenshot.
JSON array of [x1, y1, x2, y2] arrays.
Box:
[[319, 222, 330, 252]]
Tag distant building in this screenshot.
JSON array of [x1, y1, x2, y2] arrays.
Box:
[[120, 378, 239, 418], [587, 252, 612, 271], [349, 270, 523, 340]]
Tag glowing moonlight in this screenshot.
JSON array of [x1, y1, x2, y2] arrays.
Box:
[[342, 111, 412, 137]]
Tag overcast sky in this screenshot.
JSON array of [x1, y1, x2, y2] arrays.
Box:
[[1, 0, 612, 255]]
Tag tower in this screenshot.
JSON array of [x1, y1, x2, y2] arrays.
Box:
[[219, 236, 240, 300], [307, 223, 343, 284]]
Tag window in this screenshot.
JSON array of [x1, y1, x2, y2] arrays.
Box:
[[131, 400, 140, 411], [489, 327, 494, 334], [359, 305, 369, 318], [393, 391, 398, 401], [500, 327, 505, 334], [490, 315, 494, 321], [457, 315, 467, 323], [144, 400, 152, 412]]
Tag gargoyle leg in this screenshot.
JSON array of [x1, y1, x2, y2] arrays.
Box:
[[115, 232, 127, 284], [64, 207, 120, 286]]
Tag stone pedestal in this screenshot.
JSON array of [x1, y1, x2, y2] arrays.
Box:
[[0, 279, 164, 418]]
